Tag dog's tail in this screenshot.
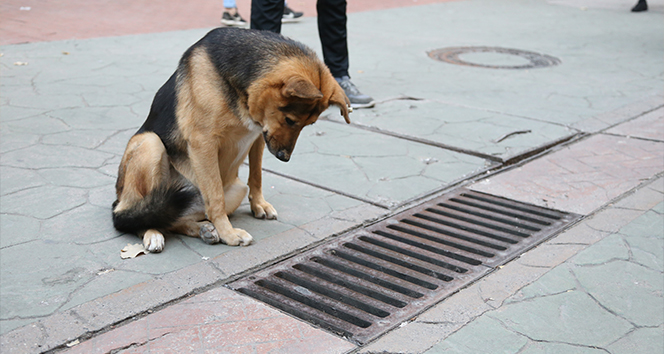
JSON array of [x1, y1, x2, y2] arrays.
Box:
[[112, 180, 200, 234]]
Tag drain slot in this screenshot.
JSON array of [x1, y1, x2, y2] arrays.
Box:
[[229, 188, 580, 344], [313, 256, 424, 299], [343, 242, 454, 282]]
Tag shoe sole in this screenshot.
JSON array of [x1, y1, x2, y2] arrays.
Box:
[[350, 101, 375, 109], [221, 20, 248, 26]]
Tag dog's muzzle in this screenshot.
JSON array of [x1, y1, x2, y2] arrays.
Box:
[[263, 131, 292, 162], [276, 150, 291, 162]]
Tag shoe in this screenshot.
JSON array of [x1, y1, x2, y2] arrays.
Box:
[[631, 0, 648, 12], [221, 11, 247, 26], [335, 76, 375, 109], [282, 5, 303, 23]]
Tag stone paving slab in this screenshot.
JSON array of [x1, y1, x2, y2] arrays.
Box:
[[340, 0, 663, 129], [1, 0, 663, 353], [262, 120, 491, 208], [605, 106, 664, 142], [346, 99, 578, 161], [470, 133, 664, 215], [61, 287, 356, 354], [0, 166, 385, 337], [360, 177, 664, 354], [423, 201, 663, 354]]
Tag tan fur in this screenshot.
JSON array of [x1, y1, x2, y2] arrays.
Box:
[[114, 41, 350, 250]]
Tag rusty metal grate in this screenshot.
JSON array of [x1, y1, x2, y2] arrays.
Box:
[[228, 188, 581, 344]]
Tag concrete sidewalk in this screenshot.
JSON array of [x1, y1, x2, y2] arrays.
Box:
[[1, 0, 663, 353]]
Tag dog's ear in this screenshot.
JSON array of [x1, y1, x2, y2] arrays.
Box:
[[329, 85, 352, 124], [282, 77, 324, 100]]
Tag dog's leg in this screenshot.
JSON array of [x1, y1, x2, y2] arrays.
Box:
[[115, 132, 170, 213], [248, 137, 278, 219], [188, 139, 253, 246], [224, 177, 248, 215], [115, 132, 171, 253]]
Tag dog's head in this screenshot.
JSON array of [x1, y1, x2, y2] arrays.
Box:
[[247, 61, 351, 162]]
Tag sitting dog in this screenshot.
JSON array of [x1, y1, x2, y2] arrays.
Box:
[[112, 28, 351, 252]]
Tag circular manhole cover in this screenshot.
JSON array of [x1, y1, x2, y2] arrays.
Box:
[[428, 46, 561, 69]]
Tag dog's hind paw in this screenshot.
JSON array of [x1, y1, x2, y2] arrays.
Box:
[[199, 222, 220, 244], [200, 222, 253, 246], [143, 229, 165, 253]]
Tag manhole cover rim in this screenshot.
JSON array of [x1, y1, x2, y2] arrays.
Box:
[[428, 46, 561, 69]]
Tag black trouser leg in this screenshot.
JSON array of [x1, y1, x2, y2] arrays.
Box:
[[317, 0, 349, 78], [250, 0, 284, 32]]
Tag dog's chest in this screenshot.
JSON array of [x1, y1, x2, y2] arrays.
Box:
[[232, 123, 262, 166]]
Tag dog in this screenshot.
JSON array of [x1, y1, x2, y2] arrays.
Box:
[[112, 28, 351, 252]]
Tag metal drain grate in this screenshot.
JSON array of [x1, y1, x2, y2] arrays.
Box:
[[228, 188, 581, 344]]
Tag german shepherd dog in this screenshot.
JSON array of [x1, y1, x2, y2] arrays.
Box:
[[112, 28, 351, 252]]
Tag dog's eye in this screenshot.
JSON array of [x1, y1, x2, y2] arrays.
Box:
[[285, 117, 296, 126]]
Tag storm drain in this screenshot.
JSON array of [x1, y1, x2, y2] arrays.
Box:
[[228, 188, 581, 344]]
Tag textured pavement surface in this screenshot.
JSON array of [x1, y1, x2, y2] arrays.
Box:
[[1, 0, 663, 353]]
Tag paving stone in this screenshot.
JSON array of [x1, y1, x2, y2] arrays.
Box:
[[616, 209, 664, 239], [471, 134, 664, 215], [86, 236, 204, 275], [359, 322, 457, 354], [520, 341, 607, 354], [0, 240, 103, 321], [349, 99, 577, 161], [414, 284, 493, 324], [60, 270, 153, 315], [573, 95, 664, 133], [625, 235, 664, 272], [547, 222, 610, 245], [0, 214, 41, 249], [1, 144, 114, 169], [64, 287, 355, 354], [4, 115, 71, 135], [0, 185, 87, 219], [570, 234, 629, 266], [40, 204, 119, 244], [0, 165, 44, 195], [606, 326, 664, 354], [606, 107, 664, 141], [0, 130, 39, 154], [41, 129, 117, 150], [573, 260, 663, 327], [37, 168, 115, 188], [517, 242, 587, 268], [582, 207, 645, 234], [507, 265, 577, 304], [262, 120, 489, 208], [610, 178, 664, 211], [423, 316, 527, 354], [489, 290, 633, 348]]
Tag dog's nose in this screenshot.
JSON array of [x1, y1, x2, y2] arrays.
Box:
[[276, 150, 290, 162]]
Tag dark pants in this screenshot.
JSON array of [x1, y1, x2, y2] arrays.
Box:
[[250, 0, 349, 78]]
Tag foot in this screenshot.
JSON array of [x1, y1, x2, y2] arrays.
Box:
[[199, 222, 253, 246], [631, 0, 647, 12], [250, 197, 278, 220], [221, 10, 248, 26], [335, 76, 375, 109], [143, 229, 165, 253], [282, 5, 304, 23]]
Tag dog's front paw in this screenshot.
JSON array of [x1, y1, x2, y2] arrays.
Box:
[[251, 200, 278, 220], [220, 227, 253, 246], [200, 222, 253, 246], [143, 229, 165, 253]]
